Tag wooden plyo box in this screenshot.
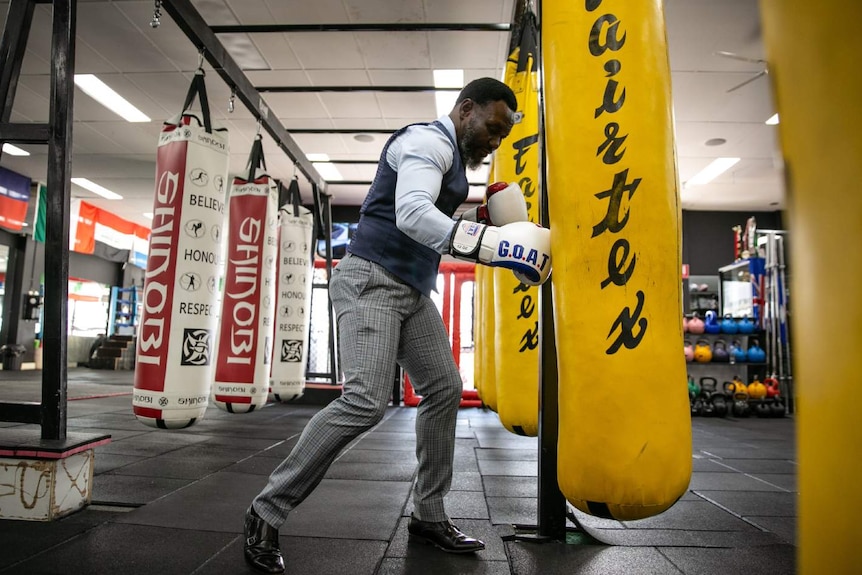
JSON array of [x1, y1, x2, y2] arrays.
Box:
[[0, 431, 111, 521]]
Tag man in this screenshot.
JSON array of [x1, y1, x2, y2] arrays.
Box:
[[243, 77, 551, 574]]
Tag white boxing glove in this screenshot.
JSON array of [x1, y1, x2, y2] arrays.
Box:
[[460, 181, 528, 226], [449, 220, 552, 286]]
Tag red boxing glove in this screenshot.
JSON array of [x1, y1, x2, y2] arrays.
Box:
[[461, 182, 528, 226]]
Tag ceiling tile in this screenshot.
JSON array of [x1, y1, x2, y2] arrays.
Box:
[[259, 0, 350, 24], [249, 33, 302, 69], [423, 0, 512, 22], [354, 32, 430, 69], [428, 31, 504, 69], [286, 32, 364, 69], [342, 0, 424, 23], [376, 92, 436, 120]]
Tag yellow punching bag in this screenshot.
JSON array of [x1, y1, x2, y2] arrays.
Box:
[[475, 264, 498, 411], [543, 0, 691, 520], [494, 12, 543, 436], [759, 1, 862, 571]]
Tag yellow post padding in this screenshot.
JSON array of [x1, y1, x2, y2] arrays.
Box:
[[543, 0, 691, 520], [759, 1, 862, 571], [494, 25, 543, 436]]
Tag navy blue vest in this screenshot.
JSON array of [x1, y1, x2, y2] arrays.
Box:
[[348, 121, 468, 296]]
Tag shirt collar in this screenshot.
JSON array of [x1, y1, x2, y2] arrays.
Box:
[[437, 115, 456, 142]]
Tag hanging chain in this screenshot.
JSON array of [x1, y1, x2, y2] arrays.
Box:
[[150, 0, 162, 28], [228, 87, 236, 113]]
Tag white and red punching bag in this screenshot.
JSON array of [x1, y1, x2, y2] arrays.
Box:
[[270, 178, 315, 403], [211, 135, 278, 413], [133, 70, 229, 429]]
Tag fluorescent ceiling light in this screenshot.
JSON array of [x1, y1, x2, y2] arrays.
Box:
[[765, 113, 780, 125], [435, 91, 458, 118], [685, 157, 740, 187], [2, 143, 30, 156], [142, 212, 154, 220], [312, 162, 343, 181], [306, 153, 330, 162], [433, 69, 463, 88], [74, 74, 151, 123], [71, 177, 123, 200], [433, 69, 463, 118]]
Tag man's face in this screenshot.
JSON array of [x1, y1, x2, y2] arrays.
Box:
[[459, 100, 515, 170]]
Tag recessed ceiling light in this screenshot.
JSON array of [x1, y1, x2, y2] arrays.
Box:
[[765, 113, 780, 125], [685, 157, 740, 187], [74, 74, 151, 123], [312, 162, 343, 181], [71, 177, 123, 200], [142, 212, 154, 220], [704, 138, 726, 146], [2, 143, 30, 156], [353, 134, 374, 143], [433, 69, 464, 88]]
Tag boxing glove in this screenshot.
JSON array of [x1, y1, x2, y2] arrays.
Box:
[[460, 182, 528, 226], [449, 220, 552, 285]]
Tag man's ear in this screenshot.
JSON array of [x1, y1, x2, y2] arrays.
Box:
[[458, 98, 474, 119]]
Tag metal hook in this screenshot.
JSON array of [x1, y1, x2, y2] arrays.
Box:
[[197, 49, 205, 72], [150, 0, 161, 28], [255, 118, 262, 137], [228, 87, 236, 113]]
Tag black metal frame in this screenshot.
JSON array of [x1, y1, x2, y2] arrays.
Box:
[[161, 0, 342, 387], [210, 23, 511, 34], [0, 0, 76, 440], [160, 0, 327, 195]]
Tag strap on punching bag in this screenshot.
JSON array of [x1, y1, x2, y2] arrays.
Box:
[[179, 67, 213, 134], [245, 133, 266, 183]]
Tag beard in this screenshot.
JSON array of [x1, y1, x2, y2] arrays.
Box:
[[459, 117, 487, 170]]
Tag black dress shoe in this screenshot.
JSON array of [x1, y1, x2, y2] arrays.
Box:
[[244, 506, 285, 574], [407, 513, 485, 553]]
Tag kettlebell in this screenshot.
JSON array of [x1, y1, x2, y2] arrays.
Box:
[[755, 401, 773, 417], [764, 376, 781, 398], [688, 313, 705, 335], [699, 376, 718, 394], [694, 339, 713, 363], [770, 398, 786, 417], [704, 310, 721, 334], [732, 391, 750, 417], [687, 375, 701, 397], [747, 338, 766, 363], [711, 393, 729, 417], [698, 391, 715, 417], [712, 339, 730, 363], [747, 375, 767, 399], [684, 340, 694, 362], [720, 314, 738, 334], [731, 339, 748, 362], [723, 375, 747, 395], [737, 316, 755, 334]]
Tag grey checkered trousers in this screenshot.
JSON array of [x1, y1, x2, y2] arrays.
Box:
[[252, 252, 464, 527]]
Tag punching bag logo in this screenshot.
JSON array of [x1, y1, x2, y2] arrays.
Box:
[[222, 216, 263, 367], [180, 272, 202, 291], [587, 3, 647, 355], [138, 169, 180, 367], [190, 168, 209, 187], [184, 219, 206, 238], [281, 339, 303, 362], [181, 328, 211, 365]]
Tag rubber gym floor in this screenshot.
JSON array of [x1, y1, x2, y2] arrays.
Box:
[[0, 368, 796, 574]]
